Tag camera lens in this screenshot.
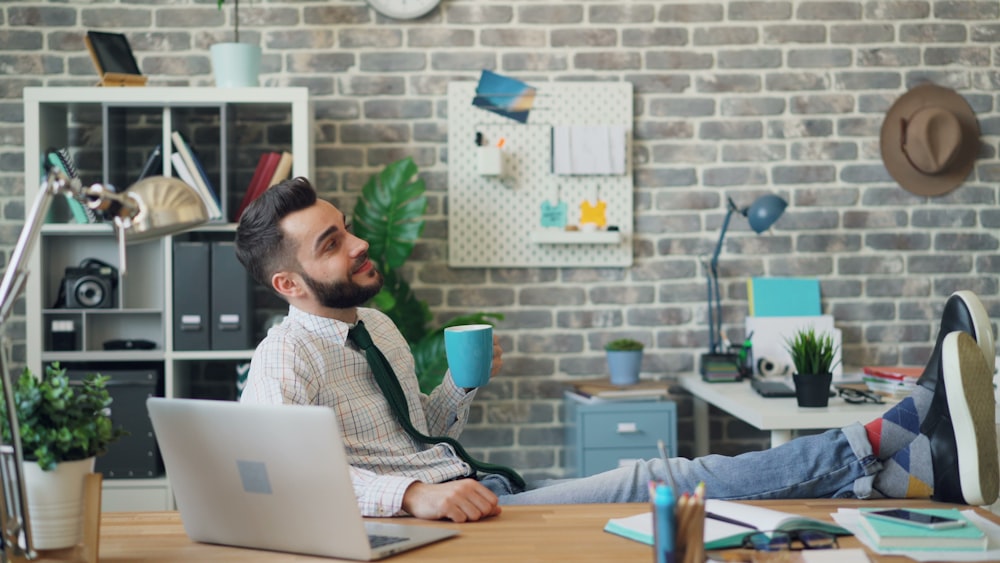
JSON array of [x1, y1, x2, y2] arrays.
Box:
[[74, 278, 107, 308]]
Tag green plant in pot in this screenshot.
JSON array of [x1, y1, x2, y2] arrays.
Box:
[[212, 0, 261, 87], [605, 338, 644, 386], [352, 157, 502, 393], [0, 362, 126, 549], [784, 328, 840, 407]]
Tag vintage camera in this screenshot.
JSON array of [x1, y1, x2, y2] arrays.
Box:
[[61, 258, 118, 309]]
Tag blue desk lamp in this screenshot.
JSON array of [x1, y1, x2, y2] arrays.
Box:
[[705, 194, 787, 357]]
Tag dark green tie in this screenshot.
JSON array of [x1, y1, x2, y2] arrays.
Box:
[[347, 320, 525, 489]]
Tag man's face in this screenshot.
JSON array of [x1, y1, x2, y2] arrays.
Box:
[[279, 200, 383, 309]]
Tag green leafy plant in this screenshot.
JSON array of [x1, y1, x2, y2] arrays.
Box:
[[784, 327, 839, 376], [353, 157, 502, 393], [0, 363, 126, 471], [605, 338, 644, 352]]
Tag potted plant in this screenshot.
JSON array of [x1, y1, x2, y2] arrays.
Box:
[[785, 327, 839, 407], [605, 338, 645, 386], [352, 157, 502, 393], [212, 0, 261, 87], [0, 363, 125, 549]]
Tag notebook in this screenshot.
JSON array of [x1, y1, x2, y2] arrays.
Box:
[[146, 397, 458, 560]]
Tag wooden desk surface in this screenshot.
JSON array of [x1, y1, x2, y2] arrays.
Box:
[[52, 499, 995, 562]]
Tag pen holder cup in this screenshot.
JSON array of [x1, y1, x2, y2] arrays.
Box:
[[674, 500, 705, 563], [477, 146, 503, 176]]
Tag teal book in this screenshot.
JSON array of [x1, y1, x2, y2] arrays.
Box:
[[747, 277, 821, 317], [858, 508, 987, 551]]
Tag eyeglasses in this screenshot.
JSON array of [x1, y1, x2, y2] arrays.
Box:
[[837, 386, 884, 405], [740, 529, 838, 551]]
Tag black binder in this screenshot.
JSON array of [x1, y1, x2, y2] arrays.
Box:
[[172, 241, 211, 351], [210, 241, 253, 350]]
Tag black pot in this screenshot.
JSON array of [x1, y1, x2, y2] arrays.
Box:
[[792, 372, 833, 407]]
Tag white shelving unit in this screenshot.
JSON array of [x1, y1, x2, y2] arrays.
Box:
[[22, 87, 312, 511]]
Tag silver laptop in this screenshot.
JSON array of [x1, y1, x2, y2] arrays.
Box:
[[146, 397, 457, 560]]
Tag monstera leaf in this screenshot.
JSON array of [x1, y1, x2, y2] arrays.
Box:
[[353, 157, 426, 273], [352, 157, 503, 393]]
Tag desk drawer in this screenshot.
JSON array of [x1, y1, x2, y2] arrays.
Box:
[[580, 409, 674, 449], [582, 447, 659, 476]]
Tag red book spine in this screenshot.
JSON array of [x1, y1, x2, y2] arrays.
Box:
[[235, 152, 281, 221]]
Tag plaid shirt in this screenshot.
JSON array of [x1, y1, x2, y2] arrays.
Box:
[[240, 305, 476, 517]]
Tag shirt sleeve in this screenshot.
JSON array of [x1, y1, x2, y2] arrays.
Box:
[[351, 464, 418, 517], [422, 372, 475, 439]]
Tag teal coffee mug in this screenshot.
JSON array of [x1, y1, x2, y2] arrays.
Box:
[[444, 324, 493, 388]]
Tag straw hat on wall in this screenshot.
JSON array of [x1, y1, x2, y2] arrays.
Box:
[[879, 83, 980, 197]]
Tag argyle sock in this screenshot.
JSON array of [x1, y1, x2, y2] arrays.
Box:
[[871, 434, 934, 499], [863, 386, 933, 460]]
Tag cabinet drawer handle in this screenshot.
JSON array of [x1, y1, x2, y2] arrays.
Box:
[[616, 422, 638, 434]]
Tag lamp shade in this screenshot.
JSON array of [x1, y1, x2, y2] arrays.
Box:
[[745, 194, 787, 234], [121, 176, 209, 242]]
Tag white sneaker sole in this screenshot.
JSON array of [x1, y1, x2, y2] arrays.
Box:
[[952, 290, 995, 376], [943, 331, 999, 506]]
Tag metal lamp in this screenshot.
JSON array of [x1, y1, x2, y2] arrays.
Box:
[[705, 194, 787, 356], [0, 169, 208, 559]]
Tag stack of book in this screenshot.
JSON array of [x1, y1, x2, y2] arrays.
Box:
[[861, 366, 920, 400], [566, 378, 670, 403], [858, 508, 987, 552]]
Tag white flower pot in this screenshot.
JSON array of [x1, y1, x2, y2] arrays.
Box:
[[24, 457, 95, 550], [210, 43, 261, 88]]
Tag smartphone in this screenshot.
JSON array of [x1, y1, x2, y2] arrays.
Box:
[[864, 508, 967, 530]]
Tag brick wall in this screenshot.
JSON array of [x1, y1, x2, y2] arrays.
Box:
[[2, 0, 999, 478]]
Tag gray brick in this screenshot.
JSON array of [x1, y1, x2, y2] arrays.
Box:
[[520, 287, 586, 306], [362, 99, 432, 119], [831, 23, 895, 43], [305, 5, 370, 24], [790, 141, 858, 161], [934, 276, 998, 297], [934, 232, 999, 251], [971, 23, 1000, 42], [288, 52, 354, 73], [623, 28, 688, 47], [821, 279, 863, 298], [935, 0, 999, 19], [340, 76, 405, 97], [767, 118, 834, 138], [627, 306, 692, 326], [632, 260, 699, 281], [766, 72, 830, 91], [556, 309, 624, 329], [718, 49, 782, 69], [788, 48, 853, 68], [721, 144, 786, 162], [831, 302, 896, 322], [446, 5, 513, 24], [591, 4, 656, 23], [519, 4, 584, 24], [865, 233, 931, 251], [447, 288, 516, 307], [834, 71, 902, 90], [981, 209, 1000, 228], [912, 209, 977, 228], [797, 1, 863, 20], [647, 50, 715, 70], [925, 46, 991, 66], [517, 333, 584, 355], [908, 254, 974, 274], [773, 164, 836, 184], [696, 74, 761, 93], [552, 28, 618, 47], [502, 53, 568, 72], [763, 24, 827, 43], [561, 269, 628, 283], [839, 255, 905, 275], [658, 4, 725, 22], [865, 1, 931, 20], [721, 98, 785, 116], [699, 121, 763, 140], [432, 52, 495, 71], [844, 209, 909, 229], [636, 167, 698, 188], [410, 28, 474, 48], [359, 52, 425, 72], [867, 278, 932, 298], [626, 74, 693, 94], [494, 310, 554, 330], [857, 46, 922, 67], [730, 1, 793, 20], [574, 52, 641, 70], [797, 233, 862, 253], [693, 27, 758, 46], [794, 187, 859, 207], [482, 29, 546, 48], [9, 6, 76, 26], [976, 255, 1000, 273], [649, 98, 715, 118], [590, 285, 656, 305], [702, 166, 768, 186], [899, 23, 968, 42]]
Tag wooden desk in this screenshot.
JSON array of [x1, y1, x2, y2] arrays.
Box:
[[679, 375, 888, 455], [40, 499, 1000, 562]]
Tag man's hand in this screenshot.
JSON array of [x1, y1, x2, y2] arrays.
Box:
[[401, 480, 501, 522], [490, 335, 503, 377]]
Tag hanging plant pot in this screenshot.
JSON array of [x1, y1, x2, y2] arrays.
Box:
[[792, 373, 833, 408], [24, 457, 95, 550], [210, 43, 261, 88]]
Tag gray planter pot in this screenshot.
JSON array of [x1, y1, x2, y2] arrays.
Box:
[[210, 43, 261, 87]]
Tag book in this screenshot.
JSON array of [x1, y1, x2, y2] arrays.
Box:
[[604, 499, 848, 550], [747, 277, 821, 317], [267, 151, 293, 188], [235, 151, 281, 221], [170, 152, 199, 192], [568, 379, 670, 401], [857, 508, 987, 551], [861, 366, 922, 381], [171, 131, 223, 220]]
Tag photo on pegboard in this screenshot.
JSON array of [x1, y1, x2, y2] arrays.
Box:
[[472, 70, 536, 124]]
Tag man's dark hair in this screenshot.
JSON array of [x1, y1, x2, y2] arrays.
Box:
[[234, 177, 317, 288]]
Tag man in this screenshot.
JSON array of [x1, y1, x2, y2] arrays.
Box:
[[235, 177, 998, 523]]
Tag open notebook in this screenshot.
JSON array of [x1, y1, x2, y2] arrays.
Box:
[[147, 398, 457, 560]]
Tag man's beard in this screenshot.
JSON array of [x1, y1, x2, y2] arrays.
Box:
[[300, 266, 384, 309]]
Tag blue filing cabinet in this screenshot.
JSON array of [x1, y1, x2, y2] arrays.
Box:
[[563, 391, 677, 477]]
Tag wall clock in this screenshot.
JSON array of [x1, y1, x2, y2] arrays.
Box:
[[366, 0, 441, 20]]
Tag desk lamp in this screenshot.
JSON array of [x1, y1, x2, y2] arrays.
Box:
[[0, 167, 208, 559], [702, 194, 786, 377]]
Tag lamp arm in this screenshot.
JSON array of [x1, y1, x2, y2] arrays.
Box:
[[707, 207, 736, 354]]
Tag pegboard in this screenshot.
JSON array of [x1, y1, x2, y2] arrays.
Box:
[[447, 81, 633, 267]]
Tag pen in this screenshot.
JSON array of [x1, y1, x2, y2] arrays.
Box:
[[706, 511, 757, 531], [653, 484, 676, 563], [657, 439, 677, 493]]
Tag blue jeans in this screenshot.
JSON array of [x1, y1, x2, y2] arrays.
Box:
[[481, 424, 882, 504]]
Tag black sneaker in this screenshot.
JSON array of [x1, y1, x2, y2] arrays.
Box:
[[917, 291, 994, 393], [922, 331, 998, 506]]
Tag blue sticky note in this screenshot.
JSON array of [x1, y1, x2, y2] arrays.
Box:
[[748, 277, 821, 317]]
